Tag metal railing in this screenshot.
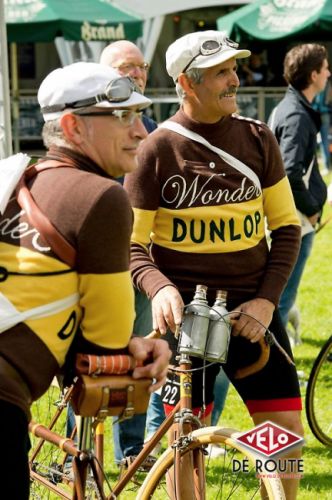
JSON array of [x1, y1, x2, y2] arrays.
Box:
[[6, 87, 288, 150], [146, 86, 287, 124]]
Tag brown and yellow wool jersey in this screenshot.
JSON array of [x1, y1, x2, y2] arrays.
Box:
[[0, 147, 135, 416], [124, 108, 301, 306]]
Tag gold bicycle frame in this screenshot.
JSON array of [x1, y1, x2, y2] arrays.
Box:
[[28, 333, 271, 498]]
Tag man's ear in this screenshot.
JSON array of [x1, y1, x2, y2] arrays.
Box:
[[60, 113, 85, 145], [178, 73, 196, 96], [310, 70, 318, 85]]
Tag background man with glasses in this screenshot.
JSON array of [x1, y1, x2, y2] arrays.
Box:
[[0, 61, 170, 497], [100, 40, 150, 94], [124, 30, 303, 499], [100, 41, 166, 467]]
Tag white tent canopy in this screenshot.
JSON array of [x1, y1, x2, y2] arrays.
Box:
[[111, 0, 248, 19], [111, 0, 250, 63]]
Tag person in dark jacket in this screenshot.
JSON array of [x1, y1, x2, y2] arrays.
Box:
[[268, 43, 329, 326], [313, 80, 332, 174]]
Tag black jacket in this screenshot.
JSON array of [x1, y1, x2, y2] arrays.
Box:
[[268, 85, 327, 217]]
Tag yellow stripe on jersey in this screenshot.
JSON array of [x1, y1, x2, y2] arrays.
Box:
[[21, 271, 134, 366], [0, 245, 80, 366], [131, 208, 157, 248], [263, 177, 300, 231], [0, 244, 78, 311], [0, 244, 134, 365], [0, 242, 70, 274], [134, 198, 266, 253], [79, 271, 134, 349]]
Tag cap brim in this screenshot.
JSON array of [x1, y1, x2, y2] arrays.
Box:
[[192, 48, 251, 70]]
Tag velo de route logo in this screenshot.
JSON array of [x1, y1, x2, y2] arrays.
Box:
[[233, 421, 304, 479]]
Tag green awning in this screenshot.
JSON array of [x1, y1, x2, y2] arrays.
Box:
[[5, 0, 142, 43], [217, 0, 331, 42]]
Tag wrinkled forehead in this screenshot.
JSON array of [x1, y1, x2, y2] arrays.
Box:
[[112, 47, 144, 65]]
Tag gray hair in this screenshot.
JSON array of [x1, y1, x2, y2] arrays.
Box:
[[42, 118, 71, 149], [175, 67, 205, 101]]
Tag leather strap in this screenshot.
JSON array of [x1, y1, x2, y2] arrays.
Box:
[[159, 121, 262, 191], [16, 160, 77, 268]]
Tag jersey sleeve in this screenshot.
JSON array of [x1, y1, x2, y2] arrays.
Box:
[[124, 140, 176, 298], [77, 183, 135, 348]]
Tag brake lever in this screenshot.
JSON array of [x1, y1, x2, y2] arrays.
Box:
[[265, 329, 295, 366]]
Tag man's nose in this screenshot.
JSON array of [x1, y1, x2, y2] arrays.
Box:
[[231, 71, 240, 87], [131, 117, 148, 139]]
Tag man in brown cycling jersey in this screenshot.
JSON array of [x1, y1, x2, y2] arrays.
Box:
[[124, 30, 303, 498], [0, 62, 170, 498]]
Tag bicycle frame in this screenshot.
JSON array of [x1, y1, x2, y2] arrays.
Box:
[[29, 353, 206, 499], [29, 330, 274, 499]]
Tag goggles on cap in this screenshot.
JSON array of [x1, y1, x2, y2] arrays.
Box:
[[182, 37, 239, 74], [41, 76, 141, 114]]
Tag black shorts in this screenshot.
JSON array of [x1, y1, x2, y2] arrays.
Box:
[[0, 400, 30, 499], [161, 300, 302, 416]]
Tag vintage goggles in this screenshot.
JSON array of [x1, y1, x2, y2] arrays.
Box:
[[41, 76, 141, 114], [182, 38, 239, 74]]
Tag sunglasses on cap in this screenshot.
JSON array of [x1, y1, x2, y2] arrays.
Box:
[[182, 37, 239, 74], [41, 76, 141, 114]]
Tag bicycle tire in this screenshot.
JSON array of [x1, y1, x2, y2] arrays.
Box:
[[136, 426, 285, 499], [305, 336, 332, 447], [29, 382, 103, 499], [29, 381, 69, 499]]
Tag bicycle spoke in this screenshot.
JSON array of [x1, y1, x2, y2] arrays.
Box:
[[306, 337, 332, 446], [205, 446, 259, 499], [137, 428, 285, 499]]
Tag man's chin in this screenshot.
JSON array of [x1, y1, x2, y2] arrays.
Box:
[[120, 160, 139, 176], [220, 101, 237, 116]]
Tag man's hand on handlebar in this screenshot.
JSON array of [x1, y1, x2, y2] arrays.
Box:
[[128, 337, 172, 392], [228, 298, 275, 343]]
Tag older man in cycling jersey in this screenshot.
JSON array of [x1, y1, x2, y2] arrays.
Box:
[[0, 62, 170, 498], [124, 30, 303, 499]]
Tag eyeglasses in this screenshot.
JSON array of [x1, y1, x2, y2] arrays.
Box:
[[74, 109, 143, 126], [41, 76, 141, 114], [113, 62, 150, 74], [182, 38, 239, 74]]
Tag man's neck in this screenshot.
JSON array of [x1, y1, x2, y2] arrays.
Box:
[[182, 102, 226, 124], [301, 86, 316, 104]]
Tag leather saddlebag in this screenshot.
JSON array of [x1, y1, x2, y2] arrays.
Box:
[[71, 374, 152, 419]]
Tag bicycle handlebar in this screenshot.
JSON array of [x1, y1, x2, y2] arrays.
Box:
[[146, 329, 270, 379], [233, 336, 270, 379]]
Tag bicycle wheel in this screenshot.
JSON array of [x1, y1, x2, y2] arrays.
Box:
[[137, 426, 285, 499], [305, 336, 332, 447], [29, 382, 103, 499], [29, 380, 74, 499]]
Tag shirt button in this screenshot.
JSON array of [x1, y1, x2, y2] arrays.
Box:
[[209, 162, 215, 169]]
